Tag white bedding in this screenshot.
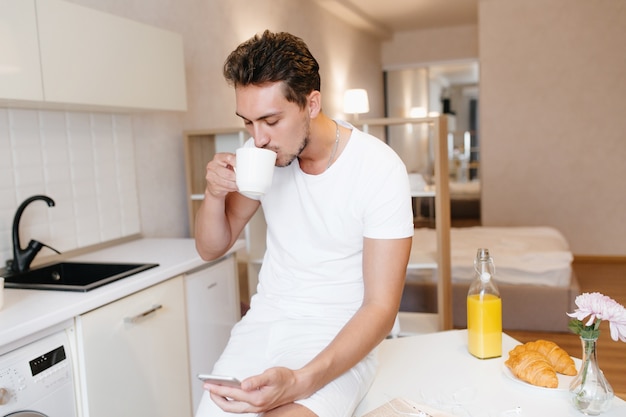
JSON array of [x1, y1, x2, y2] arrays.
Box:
[[407, 226, 574, 287]]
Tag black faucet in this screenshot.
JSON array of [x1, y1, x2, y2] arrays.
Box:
[[10, 195, 56, 273]]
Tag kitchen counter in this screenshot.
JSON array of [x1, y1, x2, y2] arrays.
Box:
[[0, 238, 245, 353]]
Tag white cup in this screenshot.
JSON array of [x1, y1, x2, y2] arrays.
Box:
[[235, 147, 277, 199], [0, 277, 4, 310]]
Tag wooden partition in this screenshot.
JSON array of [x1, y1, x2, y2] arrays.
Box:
[[356, 116, 452, 330]]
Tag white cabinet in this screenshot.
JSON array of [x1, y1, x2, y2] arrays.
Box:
[[185, 254, 240, 411], [75, 276, 192, 417], [0, 0, 187, 111], [36, 0, 187, 111], [0, 0, 44, 101]]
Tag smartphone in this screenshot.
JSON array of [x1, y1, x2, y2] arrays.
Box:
[[197, 374, 242, 388]]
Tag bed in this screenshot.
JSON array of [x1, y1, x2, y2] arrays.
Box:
[[401, 226, 580, 332], [412, 178, 481, 220]]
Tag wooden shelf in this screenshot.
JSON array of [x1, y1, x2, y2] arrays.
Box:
[[183, 128, 248, 236]]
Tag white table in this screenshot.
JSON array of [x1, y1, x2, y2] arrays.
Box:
[[355, 330, 626, 417]]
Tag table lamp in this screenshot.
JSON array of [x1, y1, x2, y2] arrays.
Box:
[[343, 88, 369, 120]]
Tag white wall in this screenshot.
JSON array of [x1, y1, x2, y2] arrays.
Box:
[[73, 0, 385, 236], [382, 25, 478, 70], [0, 0, 385, 266], [385, 68, 431, 174], [479, 0, 626, 256], [0, 109, 141, 266], [382, 1, 626, 256]]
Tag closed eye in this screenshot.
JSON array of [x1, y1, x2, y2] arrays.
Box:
[[237, 114, 280, 127]]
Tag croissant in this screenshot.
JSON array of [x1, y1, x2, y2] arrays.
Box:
[[505, 350, 559, 388], [510, 340, 577, 376]]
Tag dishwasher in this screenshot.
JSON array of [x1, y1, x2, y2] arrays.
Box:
[[0, 326, 78, 417]]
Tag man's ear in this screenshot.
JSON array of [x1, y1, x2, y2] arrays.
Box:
[[308, 91, 322, 118]]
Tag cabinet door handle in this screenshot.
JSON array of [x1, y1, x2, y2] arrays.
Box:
[[207, 282, 218, 290], [124, 304, 163, 324]]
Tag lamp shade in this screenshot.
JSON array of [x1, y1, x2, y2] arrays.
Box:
[[343, 89, 370, 114]]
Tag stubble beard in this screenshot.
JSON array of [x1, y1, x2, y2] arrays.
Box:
[[276, 120, 310, 168]]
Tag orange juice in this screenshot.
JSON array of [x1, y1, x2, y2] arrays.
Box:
[[467, 293, 502, 359]]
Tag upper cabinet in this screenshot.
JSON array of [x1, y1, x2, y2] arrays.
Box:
[[0, 0, 187, 112], [0, 0, 44, 101]]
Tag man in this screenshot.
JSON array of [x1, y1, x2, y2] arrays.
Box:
[[194, 30, 413, 417]]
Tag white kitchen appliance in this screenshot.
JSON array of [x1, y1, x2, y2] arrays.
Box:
[[0, 328, 78, 417]]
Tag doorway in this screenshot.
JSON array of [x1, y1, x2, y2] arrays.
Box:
[[383, 60, 481, 224]]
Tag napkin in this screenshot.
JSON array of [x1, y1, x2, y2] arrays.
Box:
[[361, 397, 454, 417]]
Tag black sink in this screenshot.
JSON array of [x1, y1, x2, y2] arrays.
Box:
[[2, 262, 159, 292]]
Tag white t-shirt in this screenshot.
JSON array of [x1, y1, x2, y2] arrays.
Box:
[[248, 122, 414, 323]]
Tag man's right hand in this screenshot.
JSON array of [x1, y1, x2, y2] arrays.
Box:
[[204, 152, 238, 198]]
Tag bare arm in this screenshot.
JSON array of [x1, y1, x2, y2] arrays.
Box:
[[208, 236, 412, 412], [293, 236, 412, 391], [194, 152, 260, 261]]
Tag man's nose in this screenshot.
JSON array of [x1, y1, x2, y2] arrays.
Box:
[[252, 125, 270, 148]]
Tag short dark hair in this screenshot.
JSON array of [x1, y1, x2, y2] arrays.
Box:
[[223, 30, 321, 109]]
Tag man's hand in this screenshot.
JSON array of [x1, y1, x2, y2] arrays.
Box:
[[206, 367, 311, 414], [204, 152, 238, 198]]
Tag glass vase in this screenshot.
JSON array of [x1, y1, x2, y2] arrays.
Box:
[[569, 336, 614, 415]]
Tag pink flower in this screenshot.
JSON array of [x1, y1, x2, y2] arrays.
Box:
[[567, 292, 626, 342]]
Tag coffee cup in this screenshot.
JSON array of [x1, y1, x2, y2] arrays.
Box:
[[235, 147, 277, 199]]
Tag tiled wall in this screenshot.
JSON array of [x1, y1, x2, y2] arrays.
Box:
[[0, 108, 141, 269]]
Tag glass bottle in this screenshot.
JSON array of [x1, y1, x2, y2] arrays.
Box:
[[467, 248, 502, 359], [569, 335, 614, 415]]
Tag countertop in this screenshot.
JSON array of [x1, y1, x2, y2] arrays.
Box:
[[0, 238, 245, 353]]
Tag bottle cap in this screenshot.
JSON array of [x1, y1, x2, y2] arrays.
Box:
[[476, 248, 490, 261]]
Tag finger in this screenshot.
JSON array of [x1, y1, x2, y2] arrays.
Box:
[[206, 383, 247, 400], [213, 152, 236, 170], [241, 375, 268, 391], [209, 390, 246, 412], [244, 366, 290, 390], [205, 156, 238, 197], [207, 163, 236, 186], [208, 387, 261, 413]]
